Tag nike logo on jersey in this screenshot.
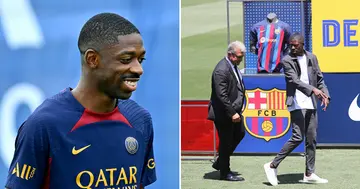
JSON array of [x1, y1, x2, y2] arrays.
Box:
[[72, 145, 91, 155], [348, 94, 360, 121]]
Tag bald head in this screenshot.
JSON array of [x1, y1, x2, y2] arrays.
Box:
[[289, 32, 305, 56], [289, 32, 304, 44], [227, 40, 246, 65]]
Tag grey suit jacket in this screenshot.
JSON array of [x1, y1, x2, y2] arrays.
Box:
[[281, 51, 330, 109], [207, 58, 246, 121]]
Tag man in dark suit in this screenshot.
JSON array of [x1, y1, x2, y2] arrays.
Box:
[[208, 41, 246, 181], [264, 32, 330, 186]]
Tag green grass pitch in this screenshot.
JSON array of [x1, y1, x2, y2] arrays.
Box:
[[181, 149, 360, 189]]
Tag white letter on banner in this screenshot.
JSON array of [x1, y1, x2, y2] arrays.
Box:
[[0, 0, 44, 49], [0, 83, 45, 167]]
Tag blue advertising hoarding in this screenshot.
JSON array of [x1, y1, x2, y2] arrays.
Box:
[[0, 0, 179, 188], [234, 73, 360, 153], [317, 73, 360, 144]]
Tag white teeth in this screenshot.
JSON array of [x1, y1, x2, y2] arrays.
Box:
[[125, 81, 137, 87]]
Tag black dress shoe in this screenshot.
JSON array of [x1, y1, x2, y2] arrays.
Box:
[[220, 174, 245, 181], [212, 160, 220, 170], [212, 161, 239, 175]]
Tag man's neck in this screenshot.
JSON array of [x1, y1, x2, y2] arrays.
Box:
[[291, 51, 305, 57], [72, 80, 117, 113], [298, 51, 305, 57]]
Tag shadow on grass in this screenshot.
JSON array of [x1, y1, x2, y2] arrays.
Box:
[[263, 173, 305, 186], [203, 171, 241, 180]]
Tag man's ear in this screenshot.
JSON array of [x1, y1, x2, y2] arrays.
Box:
[[84, 49, 100, 68], [227, 52, 232, 58]]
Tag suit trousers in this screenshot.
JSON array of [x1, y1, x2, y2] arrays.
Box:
[[214, 116, 245, 176], [272, 109, 318, 175]]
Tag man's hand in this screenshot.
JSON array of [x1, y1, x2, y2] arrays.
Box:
[[320, 97, 330, 111], [313, 88, 328, 100], [232, 113, 241, 123], [313, 88, 329, 111]]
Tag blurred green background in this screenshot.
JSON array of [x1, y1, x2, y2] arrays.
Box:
[[181, 0, 244, 99]]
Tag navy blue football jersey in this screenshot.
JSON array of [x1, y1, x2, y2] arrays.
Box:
[[5, 88, 156, 189], [250, 19, 292, 73]]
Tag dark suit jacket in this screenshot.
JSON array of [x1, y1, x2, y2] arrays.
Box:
[[281, 51, 330, 109], [208, 58, 246, 121]]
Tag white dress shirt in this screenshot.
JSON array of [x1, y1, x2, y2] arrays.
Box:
[[225, 57, 242, 83], [288, 54, 315, 112]]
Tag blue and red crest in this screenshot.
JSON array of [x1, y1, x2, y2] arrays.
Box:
[[243, 88, 290, 141]]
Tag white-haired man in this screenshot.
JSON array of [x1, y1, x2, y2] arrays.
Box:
[[207, 41, 247, 181]]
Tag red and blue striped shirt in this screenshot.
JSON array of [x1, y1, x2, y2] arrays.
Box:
[[250, 19, 292, 73]]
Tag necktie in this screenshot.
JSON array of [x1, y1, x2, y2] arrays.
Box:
[[234, 65, 241, 82], [234, 65, 244, 89]]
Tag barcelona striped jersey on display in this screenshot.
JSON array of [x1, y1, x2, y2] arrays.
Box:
[[250, 19, 292, 73], [5, 88, 156, 189]]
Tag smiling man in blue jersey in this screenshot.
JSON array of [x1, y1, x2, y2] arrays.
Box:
[[5, 12, 156, 189]]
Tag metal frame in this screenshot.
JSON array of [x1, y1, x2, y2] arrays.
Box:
[[181, 101, 218, 161], [318, 143, 360, 149], [225, 0, 308, 156], [226, 0, 307, 68], [182, 0, 311, 161], [181, 123, 217, 161]]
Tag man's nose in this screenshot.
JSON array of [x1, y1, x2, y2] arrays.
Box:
[[130, 61, 143, 75]]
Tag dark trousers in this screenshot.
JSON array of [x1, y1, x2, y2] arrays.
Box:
[[214, 116, 245, 176], [272, 109, 317, 175]]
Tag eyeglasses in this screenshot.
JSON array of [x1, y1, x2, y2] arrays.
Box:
[[233, 53, 244, 59]]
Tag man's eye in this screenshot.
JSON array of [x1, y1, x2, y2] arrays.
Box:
[[120, 58, 132, 63], [139, 58, 146, 63]]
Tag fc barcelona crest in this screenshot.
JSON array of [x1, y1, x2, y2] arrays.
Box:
[[125, 137, 138, 155], [243, 88, 291, 142], [274, 28, 281, 34]]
